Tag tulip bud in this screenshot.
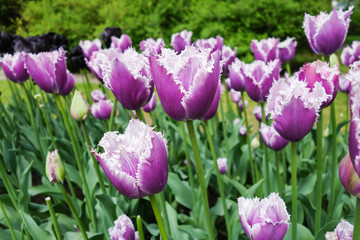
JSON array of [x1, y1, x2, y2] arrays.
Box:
[[239, 125, 247, 136], [46, 150, 65, 183], [330, 53, 339, 67], [70, 90, 90, 121], [217, 158, 227, 174], [251, 137, 260, 149], [109, 214, 137, 240], [339, 152, 360, 198], [325, 219, 353, 240]]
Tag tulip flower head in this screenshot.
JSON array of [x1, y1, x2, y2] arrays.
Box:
[[221, 45, 237, 72], [79, 39, 102, 59], [201, 82, 222, 120], [25, 47, 69, 94], [85, 50, 107, 83], [339, 152, 360, 198], [297, 60, 339, 109], [195, 36, 223, 53], [303, 7, 353, 56], [239, 125, 247, 136], [230, 89, 241, 103], [238, 193, 290, 240], [93, 119, 168, 199], [0, 52, 29, 83], [217, 158, 227, 174], [46, 150, 65, 183], [108, 214, 138, 240], [238, 99, 248, 112], [140, 38, 165, 55], [91, 89, 107, 102], [91, 100, 115, 120], [325, 220, 353, 240], [266, 74, 328, 142], [251, 37, 279, 62], [243, 59, 281, 103], [100, 27, 122, 48], [339, 73, 351, 93], [142, 92, 157, 113], [150, 46, 221, 121], [111, 34, 132, 52], [260, 123, 289, 151], [70, 90, 90, 121], [100, 48, 154, 110], [171, 29, 192, 53], [341, 41, 360, 67], [278, 37, 297, 62], [225, 77, 232, 91], [61, 71, 75, 96], [253, 106, 269, 122], [228, 58, 246, 92]]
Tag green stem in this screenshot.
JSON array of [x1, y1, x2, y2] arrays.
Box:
[[346, 94, 349, 143], [260, 102, 271, 194], [108, 100, 117, 131], [0, 158, 18, 210], [136, 215, 145, 240], [135, 109, 145, 122], [45, 197, 62, 240], [291, 141, 297, 240], [219, 93, 229, 154], [80, 70, 92, 104], [282, 149, 287, 184], [157, 192, 171, 236], [354, 198, 360, 239], [149, 195, 168, 240], [58, 184, 88, 240], [315, 111, 323, 232], [286, 62, 292, 76], [0, 98, 14, 128], [21, 84, 45, 161], [180, 122, 197, 214], [223, 82, 234, 123], [275, 151, 282, 197], [54, 95, 97, 231], [7, 80, 22, 111], [186, 120, 215, 240], [204, 120, 230, 236], [0, 200, 16, 240], [328, 103, 337, 220], [241, 91, 256, 183], [80, 121, 107, 194]]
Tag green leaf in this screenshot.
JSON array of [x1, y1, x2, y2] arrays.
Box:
[[284, 224, 314, 240], [314, 220, 338, 240], [178, 225, 208, 240], [244, 179, 264, 198], [64, 232, 103, 240], [95, 194, 117, 221], [19, 211, 53, 239], [167, 173, 193, 209]]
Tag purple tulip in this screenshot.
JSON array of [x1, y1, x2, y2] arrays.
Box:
[[339, 152, 360, 198], [79, 39, 102, 59], [93, 120, 168, 199], [108, 214, 137, 240], [142, 92, 157, 113], [85, 50, 106, 83], [339, 73, 350, 93], [303, 7, 353, 56], [195, 36, 223, 53], [230, 89, 241, 103], [217, 158, 227, 174], [266, 74, 328, 142], [221, 45, 237, 72], [46, 150, 65, 183], [225, 78, 232, 91], [260, 123, 289, 151], [171, 29, 192, 53], [60, 71, 75, 96], [238, 99, 248, 112], [297, 60, 339, 109], [0, 52, 29, 83], [91, 89, 107, 102], [253, 106, 269, 122], [100, 48, 154, 110], [278, 37, 297, 62], [201, 82, 221, 120], [348, 62, 360, 177], [150, 46, 221, 121], [228, 58, 246, 92], [233, 118, 241, 127], [238, 192, 290, 240], [111, 34, 132, 52], [91, 100, 115, 120], [140, 38, 165, 55], [25, 47, 69, 94], [239, 125, 247, 136], [326, 220, 353, 240], [341, 41, 360, 66], [243, 60, 281, 103], [251, 37, 279, 62]]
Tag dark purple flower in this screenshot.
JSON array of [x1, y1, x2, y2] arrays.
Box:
[[260, 123, 289, 151], [228, 58, 246, 92], [303, 7, 353, 56], [100, 27, 122, 48], [243, 60, 281, 103], [238, 193, 290, 240], [60, 71, 75, 96], [251, 37, 279, 62], [150, 46, 221, 121], [339, 152, 360, 198], [111, 34, 132, 52], [91, 89, 107, 102], [99, 48, 153, 110], [297, 60, 339, 109], [108, 214, 136, 240], [68, 45, 86, 72], [0, 52, 29, 83], [13, 37, 32, 53], [341, 41, 360, 66], [91, 100, 114, 120], [25, 47, 69, 94], [79, 39, 102, 59], [140, 38, 165, 55], [0, 32, 15, 54], [93, 119, 168, 199], [142, 92, 157, 113], [171, 29, 192, 53], [278, 37, 297, 62]]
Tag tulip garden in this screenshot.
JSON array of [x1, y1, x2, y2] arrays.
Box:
[[0, 2, 360, 240]]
